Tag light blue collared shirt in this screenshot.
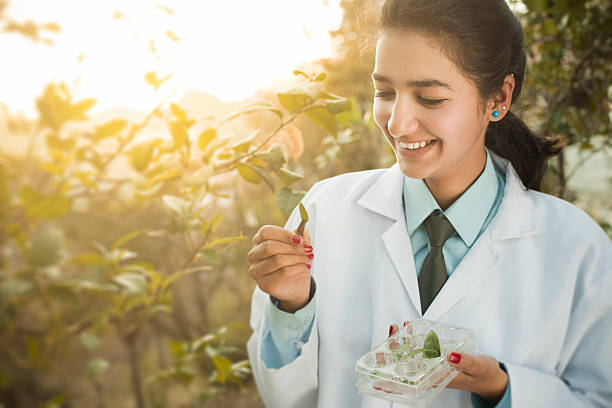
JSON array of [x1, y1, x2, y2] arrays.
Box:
[[404, 150, 504, 278], [261, 149, 511, 407]]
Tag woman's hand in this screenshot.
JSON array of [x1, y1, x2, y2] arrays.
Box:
[[247, 225, 313, 313], [389, 322, 508, 403]]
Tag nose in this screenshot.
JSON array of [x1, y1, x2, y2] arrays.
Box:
[[387, 99, 419, 139]]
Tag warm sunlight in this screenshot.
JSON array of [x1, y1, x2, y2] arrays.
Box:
[[0, 0, 343, 115]]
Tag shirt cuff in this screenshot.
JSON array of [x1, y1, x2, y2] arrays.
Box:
[[470, 362, 512, 408], [267, 277, 316, 340]]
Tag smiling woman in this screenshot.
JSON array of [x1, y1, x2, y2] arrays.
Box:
[[0, 0, 342, 115]]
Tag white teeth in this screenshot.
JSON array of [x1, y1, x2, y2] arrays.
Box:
[[398, 140, 433, 150]]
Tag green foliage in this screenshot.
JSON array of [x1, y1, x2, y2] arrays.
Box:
[[1, 56, 345, 406]]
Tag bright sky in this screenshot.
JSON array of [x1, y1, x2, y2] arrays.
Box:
[[0, 0, 343, 116]]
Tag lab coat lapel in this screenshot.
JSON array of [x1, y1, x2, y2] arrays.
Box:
[[357, 163, 423, 315], [425, 152, 539, 320], [356, 155, 539, 321]]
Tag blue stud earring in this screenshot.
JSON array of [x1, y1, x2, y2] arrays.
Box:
[[492, 110, 500, 118]]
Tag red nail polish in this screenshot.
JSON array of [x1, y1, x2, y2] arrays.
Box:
[[304, 244, 312, 248], [304, 247, 313, 253], [292, 236, 301, 244], [388, 325, 394, 336], [308, 254, 314, 259], [449, 352, 461, 364], [306, 264, 311, 269]]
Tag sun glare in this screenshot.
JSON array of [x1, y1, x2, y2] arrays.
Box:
[[0, 0, 342, 116]]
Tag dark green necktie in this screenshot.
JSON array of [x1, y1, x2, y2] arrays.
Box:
[[418, 213, 456, 314]]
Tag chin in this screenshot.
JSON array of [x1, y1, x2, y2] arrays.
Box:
[[397, 161, 431, 180]]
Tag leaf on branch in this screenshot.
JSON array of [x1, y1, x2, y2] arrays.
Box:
[[231, 130, 260, 154], [166, 30, 179, 42], [235, 162, 261, 184], [111, 229, 148, 251], [236, 162, 275, 191], [276, 187, 306, 216], [293, 70, 309, 79], [198, 128, 217, 152], [205, 235, 247, 249], [128, 139, 160, 172], [277, 83, 319, 113], [304, 106, 337, 136], [70, 98, 97, 122], [0, 278, 34, 300], [91, 118, 128, 141], [222, 101, 283, 123], [277, 167, 303, 186], [255, 144, 285, 169], [145, 71, 172, 90], [19, 187, 71, 219], [80, 332, 101, 351], [198, 248, 220, 264], [27, 228, 64, 267], [325, 98, 351, 115], [162, 195, 188, 215], [113, 272, 149, 296], [87, 358, 109, 377], [168, 120, 189, 149]]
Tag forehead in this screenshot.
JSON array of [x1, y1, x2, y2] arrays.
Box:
[[373, 30, 466, 90]]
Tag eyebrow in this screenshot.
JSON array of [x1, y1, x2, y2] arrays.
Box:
[[371, 73, 453, 90]]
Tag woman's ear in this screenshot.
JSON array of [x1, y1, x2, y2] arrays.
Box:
[[487, 74, 515, 121]]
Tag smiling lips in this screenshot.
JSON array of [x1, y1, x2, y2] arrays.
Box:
[[397, 140, 436, 150]]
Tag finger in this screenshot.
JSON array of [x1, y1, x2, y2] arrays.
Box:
[[247, 240, 311, 263], [447, 352, 486, 377], [252, 225, 303, 247], [298, 227, 312, 246], [249, 253, 312, 280], [388, 324, 399, 337], [446, 371, 473, 390], [402, 320, 410, 327], [255, 264, 310, 296]]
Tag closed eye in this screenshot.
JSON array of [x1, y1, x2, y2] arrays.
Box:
[[418, 97, 445, 106], [374, 91, 395, 100]]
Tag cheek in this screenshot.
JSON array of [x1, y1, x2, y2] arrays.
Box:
[[373, 101, 390, 132]]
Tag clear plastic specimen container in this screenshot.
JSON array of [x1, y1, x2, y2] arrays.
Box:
[[355, 319, 475, 407]]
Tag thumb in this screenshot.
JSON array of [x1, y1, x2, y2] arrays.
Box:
[[293, 227, 312, 246], [447, 351, 487, 377]]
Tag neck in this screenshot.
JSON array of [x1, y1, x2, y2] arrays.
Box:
[[425, 148, 487, 211]]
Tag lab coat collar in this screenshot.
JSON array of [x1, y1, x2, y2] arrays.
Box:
[[356, 151, 539, 318], [356, 150, 538, 240]]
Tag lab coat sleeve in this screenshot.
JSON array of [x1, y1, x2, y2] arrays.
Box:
[[505, 237, 612, 407], [261, 290, 316, 369], [247, 187, 322, 408], [248, 286, 319, 408]]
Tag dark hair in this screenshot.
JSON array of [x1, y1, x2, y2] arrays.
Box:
[[379, 0, 562, 190]]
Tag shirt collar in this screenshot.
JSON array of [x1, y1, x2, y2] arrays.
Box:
[[403, 150, 499, 247]]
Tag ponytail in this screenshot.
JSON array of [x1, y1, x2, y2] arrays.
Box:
[[485, 111, 562, 191]]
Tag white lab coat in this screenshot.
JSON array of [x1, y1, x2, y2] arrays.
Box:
[[247, 152, 612, 408]]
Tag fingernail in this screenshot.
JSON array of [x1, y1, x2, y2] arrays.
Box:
[[388, 325, 394, 336], [304, 244, 312, 249], [306, 264, 311, 269], [292, 236, 301, 244], [449, 352, 461, 364], [304, 247, 313, 253], [403, 321, 408, 327], [308, 254, 314, 259]]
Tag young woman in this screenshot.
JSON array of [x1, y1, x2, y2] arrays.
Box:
[[246, 0, 612, 407]]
